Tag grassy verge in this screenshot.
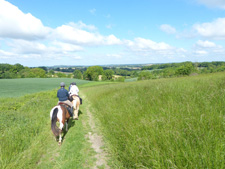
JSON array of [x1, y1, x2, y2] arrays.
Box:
[[0, 89, 95, 169], [82, 72, 225, 168]]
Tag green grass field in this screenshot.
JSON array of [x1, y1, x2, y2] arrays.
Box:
[[82, 72, 225, 168], [0, 73, 224, 168], [0, 78, 91, 98]]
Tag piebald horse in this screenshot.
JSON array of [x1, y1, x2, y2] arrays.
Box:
[[50, 104, 71, 145], [50, 97, 80, 144]]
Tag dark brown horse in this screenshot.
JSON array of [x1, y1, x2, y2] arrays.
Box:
[[50, 104, 71, 145]]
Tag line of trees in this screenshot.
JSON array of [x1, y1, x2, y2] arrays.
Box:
[[73, 66, 125, 82], [142, 61, 225, 71], [0, 64, 127, 82], [1, 61, 224, 81], [0, 64, 47, 79], [138, 61, 225, 80]]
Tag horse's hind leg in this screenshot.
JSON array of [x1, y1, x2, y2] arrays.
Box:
[[58, 121, 64, 145], [72, 98, 78, 120], [59, 133, 62, 145], [74, 107, 79, 120], [74, 103, 79, 120], [66, 121, 68, 132], [72, 99, 77, 119]]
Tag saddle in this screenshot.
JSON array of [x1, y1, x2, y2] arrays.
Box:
[[58, 102, 73, 117]]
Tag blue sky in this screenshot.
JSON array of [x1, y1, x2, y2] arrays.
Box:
[[0, 0, 225, 67]]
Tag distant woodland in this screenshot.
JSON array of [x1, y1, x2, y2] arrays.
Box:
[[0, 61, 225, 81]]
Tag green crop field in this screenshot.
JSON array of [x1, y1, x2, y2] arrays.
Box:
[[0, 78, 91, 98]]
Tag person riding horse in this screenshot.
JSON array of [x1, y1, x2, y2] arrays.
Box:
[[68, 82, 81, 120], [57, 82, 73, 117], [69, 82, 79, 96]]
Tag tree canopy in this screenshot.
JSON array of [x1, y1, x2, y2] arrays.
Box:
[[86, 66, 103, 81]]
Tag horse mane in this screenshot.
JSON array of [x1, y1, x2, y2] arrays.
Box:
[[51, 107, 61, 136]]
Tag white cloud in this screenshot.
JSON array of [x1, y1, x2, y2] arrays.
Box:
[[106, 24, 113, 29], [51, 41, 83, 52], [2, 0, 224, 66], [192, 40, 224, 56], [8, 39, 47, 54], [196, 0, 225, 9], [193, 18, 225, 39], [105, 35, 122, 45], [106, 53, 122, 59], [89, 8, 96, 15], [68, 21, 97, 31], [160, 24, 176, 34], [0, 49, 14, 58], [52, 24, 122, 46], [123, 37, 188, 62], [0, 0, 51, 40], [194, 50, 208, 55], [125, 38, 174, 51], [195, 40, 216, 48], [6, 39, 84, 61], [0, 0, 103, 45], [72, 56, 82, 60], [52, 25, 102, 45]]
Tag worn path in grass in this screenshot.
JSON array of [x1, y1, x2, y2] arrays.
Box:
[[0, 81, 113, 169], [35, 92, 110, 169], [82, 93, 110, 169]]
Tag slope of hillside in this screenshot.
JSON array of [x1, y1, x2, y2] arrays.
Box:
[[82, 72, 225, 168], [0, 90, 96, 169], [1, 73, 224, 168]]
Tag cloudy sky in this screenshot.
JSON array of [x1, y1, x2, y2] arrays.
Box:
[[0, 0, 225, 67]]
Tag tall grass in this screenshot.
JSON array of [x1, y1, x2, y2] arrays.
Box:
[[0, 90, 57, 168], [83, 72, 225, 168], [0, 89, 95, 168]]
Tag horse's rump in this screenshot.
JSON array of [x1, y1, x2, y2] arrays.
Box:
[[57, 103, 72, 118], [71, 95, 82, 105], [50, 105, 71, 144]]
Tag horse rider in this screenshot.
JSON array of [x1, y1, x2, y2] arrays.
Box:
[[57, 82, 73, 116], [69, 82, 79, 96]]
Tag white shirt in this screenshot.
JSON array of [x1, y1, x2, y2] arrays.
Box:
[[69, 85, 79, 96]]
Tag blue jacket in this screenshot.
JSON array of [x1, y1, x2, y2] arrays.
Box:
[[57, 87, 69, 101]]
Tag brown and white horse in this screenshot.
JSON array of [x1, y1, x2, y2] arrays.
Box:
[[71, 95, 80, 120], [50, 104, 71, 145]]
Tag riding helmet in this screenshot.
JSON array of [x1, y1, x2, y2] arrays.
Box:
[[60, 82, 65, 87]]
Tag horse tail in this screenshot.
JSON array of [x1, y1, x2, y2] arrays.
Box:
[[51, 107, 61, 136]]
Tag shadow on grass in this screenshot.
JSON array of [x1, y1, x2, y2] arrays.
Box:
[[60, 109, 83, 142], [78, 109, 83, 116]]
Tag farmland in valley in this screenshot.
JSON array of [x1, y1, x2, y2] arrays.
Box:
[[0, 78, 91, 98]]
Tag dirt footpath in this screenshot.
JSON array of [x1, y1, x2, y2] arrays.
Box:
[[81, 94, 110, 169]]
